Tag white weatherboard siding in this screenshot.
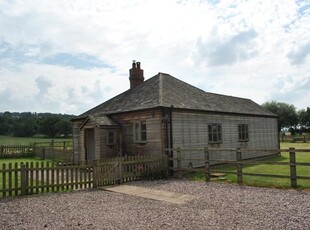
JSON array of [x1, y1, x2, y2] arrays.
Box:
[[172, 111, 278, 168]]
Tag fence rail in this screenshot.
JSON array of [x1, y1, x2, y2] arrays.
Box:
[[0, 140, 73, 163], [166, 147, 310, 188], [1, 155, 167, 198]]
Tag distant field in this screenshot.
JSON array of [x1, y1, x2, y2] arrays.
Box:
[[0, 135, 72, 145]]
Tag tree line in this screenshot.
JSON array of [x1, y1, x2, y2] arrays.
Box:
[[0, 112, 76, 138], [0, 101, 309, 138], [262, 101, 310, 134]]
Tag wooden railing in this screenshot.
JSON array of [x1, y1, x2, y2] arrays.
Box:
[[165, 147, 310, 188]]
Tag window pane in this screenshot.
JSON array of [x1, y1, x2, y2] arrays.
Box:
[[238, 124, 248, 141], [208, 133, 212, 141], [141, 131, 147, 141], [208, 123, 222, 143], [135, 122, 140, 141]]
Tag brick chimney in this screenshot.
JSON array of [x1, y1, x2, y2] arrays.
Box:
[[129, 60, 144, 89]]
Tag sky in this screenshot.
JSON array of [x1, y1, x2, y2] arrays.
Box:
[[0, 0, 309, 115]]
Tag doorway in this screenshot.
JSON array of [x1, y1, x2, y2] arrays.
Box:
[[85, 129, 95, 162]]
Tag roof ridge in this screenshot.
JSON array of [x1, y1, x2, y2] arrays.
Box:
[[159, 73, 163, 106]]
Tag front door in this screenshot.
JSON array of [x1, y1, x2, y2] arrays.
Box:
[[85, 129, 95, 162]]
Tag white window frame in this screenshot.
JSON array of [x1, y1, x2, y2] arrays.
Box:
[[134, 121, 147, 143]]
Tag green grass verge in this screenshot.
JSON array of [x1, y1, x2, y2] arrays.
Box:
[[188, 142, 310, 189], [0, 135, 72, 145]]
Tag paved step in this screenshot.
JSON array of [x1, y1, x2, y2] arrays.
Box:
[[100, 185, 194, 204]]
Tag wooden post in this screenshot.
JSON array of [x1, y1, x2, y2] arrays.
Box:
[[204, 147, 210, 182], [177, 148, 182, 179], [2, 163, 6, 198], [42, 148, 45, 160], [51, 140, 54, 156], [33, 142, 37, 156], [21, 163, 28, 195], [93, 165, 97, 188], [289, 147, 297, 188], [118, 158, 123, 184], [236, 148, 243, 184]]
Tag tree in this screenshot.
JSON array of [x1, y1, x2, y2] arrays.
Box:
[[262, 101, 298, 132], [299, 107, 310, 132], [12, 117, 38, 137], [56, 119, 72, 137], [39, 116, 62, 138]]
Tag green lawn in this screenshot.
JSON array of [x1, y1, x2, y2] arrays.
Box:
[[0, 135, 72, 145], [190, 142, 310, 189]]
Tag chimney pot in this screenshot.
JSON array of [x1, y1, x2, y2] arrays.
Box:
[[129, 61, 144, 89]]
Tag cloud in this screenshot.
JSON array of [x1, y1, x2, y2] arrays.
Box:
[[0, 0, 309, 114], [270, 77, 310, 109], [36, 76, 52, 99], [195, 29, 258, 67], [287, 42, 310, 65], [42, 53, 111, 70]]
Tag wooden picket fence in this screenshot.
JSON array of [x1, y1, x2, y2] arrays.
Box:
[[1, 155, 167, 198], [0, 145, 34, 158]]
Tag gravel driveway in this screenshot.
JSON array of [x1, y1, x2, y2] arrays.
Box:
[[1, 180, 309, 230]]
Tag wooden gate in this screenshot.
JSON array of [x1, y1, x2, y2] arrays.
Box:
[[93, 155, 168, 187]]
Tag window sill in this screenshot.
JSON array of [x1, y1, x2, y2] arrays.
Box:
[[238, 140, 249, 142], [134, 141, 148, 145]]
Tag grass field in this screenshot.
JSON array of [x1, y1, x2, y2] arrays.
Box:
[[190, 142, 310, 189], [0, 135, 72, 145]]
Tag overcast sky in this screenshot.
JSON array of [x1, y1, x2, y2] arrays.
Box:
[[0, 0, 309, 115]]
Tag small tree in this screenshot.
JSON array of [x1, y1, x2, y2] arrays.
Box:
[[262, 101, 298, 133], [299, 107, 310, 133]]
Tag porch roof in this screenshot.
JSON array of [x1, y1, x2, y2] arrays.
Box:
[[79, 115, 118, 129]]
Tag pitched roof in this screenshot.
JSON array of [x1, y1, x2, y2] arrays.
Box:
[[79, 115, 118, 129], [77, 73, 276, 118]]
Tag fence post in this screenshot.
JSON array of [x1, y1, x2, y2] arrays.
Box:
[[92, 164, 98, 188], [33, 142, 37, 156], [21, 163, 28, 195], [204, 147, 210, 182], [289, 147, 297, 188], [42, 148, 45, 160], [118, 158, 123, 184], [51, 140, 54, 156], [177, 147, 182, 179], [236, 148, 243, 184]]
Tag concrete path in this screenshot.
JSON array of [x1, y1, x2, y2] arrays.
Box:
[[101, 185, 194, 204]]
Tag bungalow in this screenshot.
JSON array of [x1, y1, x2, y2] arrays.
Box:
[[72, 61, 279, 166]]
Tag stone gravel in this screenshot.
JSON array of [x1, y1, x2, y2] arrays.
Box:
[[0, 180, 309, 230]]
